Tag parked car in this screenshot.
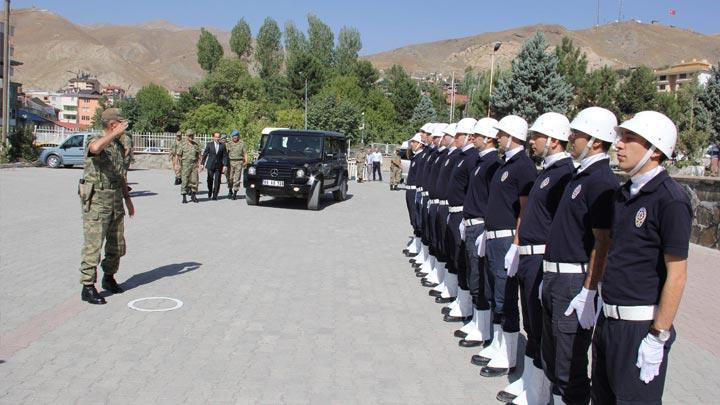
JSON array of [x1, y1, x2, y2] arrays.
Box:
[[39, 132, 93, 168], [244, 129, 349, 210]]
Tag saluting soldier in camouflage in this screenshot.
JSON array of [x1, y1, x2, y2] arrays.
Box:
[[390, 146, 402, 190], [78, 108, 135, 305], [170, 132, 182, 184], [226, 129, 248, 200], [356, 146, 367, 183], [177, 130, 201, 203]]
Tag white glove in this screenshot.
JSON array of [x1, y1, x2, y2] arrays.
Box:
[[504, 244, 520, 277], [459, 221, 466, 241], [636, 333, 666, 384], [475, 231, 487, 257], [564, 288, 597, 329]]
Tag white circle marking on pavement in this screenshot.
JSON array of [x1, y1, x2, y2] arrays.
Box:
[[127, 297, 184, 312]]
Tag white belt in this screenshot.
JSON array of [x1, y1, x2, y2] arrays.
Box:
[[407, 185, 417, 190], [448, 206, 463, 213], [486, 229, 515, 240], [543, 260, 587, 274], [438, 200, 449, 206], [421, 191, 429, 197], [417, 187, 424, 192], [430, 199, 440, 204], [603, 304, 657, 321], [463, 218, 484, 226], [519, 244, 545, 255]]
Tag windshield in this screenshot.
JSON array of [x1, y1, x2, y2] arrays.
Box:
[[263, 134, 323, 159]]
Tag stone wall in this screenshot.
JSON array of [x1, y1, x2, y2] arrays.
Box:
[[132, 153, 174, 170]]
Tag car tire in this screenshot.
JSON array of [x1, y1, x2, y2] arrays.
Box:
[[333, 176, 348, 202], [307, 180, 321, 210], [46, 154, 61, 168], [246, 189, 260, 206]]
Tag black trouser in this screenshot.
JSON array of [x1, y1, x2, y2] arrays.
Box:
[[206, 167, 222, 197], [514, 255, 544, 367], [427, 203, 438, 256], [592, 314, 675, 405], [541, 272, 592, 405], [446, 212, 466, 288], [435, 205, 449, 263], [405, 189, 417, 230], [485, 236, 513, 326], [419, 195, 430, 245], [372, 162, 382, 180], [413, 191, 423, 237], [464, 223, 491, 310]]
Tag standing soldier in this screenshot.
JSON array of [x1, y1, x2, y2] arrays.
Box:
[[390, 145, 402, 190], [591, 112, 691, 404], [227, 129, 248, 200], [356, 145, 367, 183], [171, 132, 182, 185], [177, 130, 201, 203], [221, 134, 231, 193], [78, 108, 134, 305], [120, 131, 134, 177]]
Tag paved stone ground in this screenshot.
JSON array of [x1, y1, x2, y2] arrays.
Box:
[[0, 167, 718, 404]]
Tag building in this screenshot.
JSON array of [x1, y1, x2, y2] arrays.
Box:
[[76, 91, 101, 128], [0, 21, 22, 131], [654, 59, 713, 93], [64, 73, 101, 93], [102, 85, 125, 104]]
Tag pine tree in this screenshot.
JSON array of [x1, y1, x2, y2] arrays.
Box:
[[386, 65, 420, 123], [196, 28, 223, 72], [491, 32, 572, 121], [576, 66, 619, 116], [229, 18, 252, 59], [410, 95, 437, 129], [699, 63, 720, 143], [617, 66, 657, 118], [255, 17, 283, 79]]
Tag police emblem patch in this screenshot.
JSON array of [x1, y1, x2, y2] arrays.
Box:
[[501, 171, 509, 182], [571, 184, 582, 199], [540, 177, 550, 189], [635, 207, 647, 228]]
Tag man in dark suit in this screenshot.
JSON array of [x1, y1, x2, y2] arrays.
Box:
[[200, 132, 229, 200]]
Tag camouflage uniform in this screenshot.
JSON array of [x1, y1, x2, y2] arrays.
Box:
[[356, 149, 367, 182], [170, 136, 182, 181], [177, 139, 201, 194], [390, 153, 402, 189], [120, 133, 134, 176], [78, 134, 127, 285], [227, 138, 247, 192]]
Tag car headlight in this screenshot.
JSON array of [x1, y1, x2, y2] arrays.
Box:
[[295, 169, 305, 178], [248, 166, 256, 175]]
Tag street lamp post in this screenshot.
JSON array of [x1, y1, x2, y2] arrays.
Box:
[[487, 41, 502, 117], [360, 112, 365, 145], [304, 77, 308, 130]]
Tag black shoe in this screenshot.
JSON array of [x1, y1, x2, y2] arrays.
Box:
[[416, 272, 427, 278], [428, 290, 442, 297], [480, 366, 515, 378], [459, 339, 485, 347], [444, 314, 472, 322], [454, 330, 468, 339], [441, 306, 451, 315], [174, 177, 181, 185], [496, 390, 518, 403], [182, 195, 188, 204], [421, 280, 438, 288], [435, 296, 455, 304], [81, 285, 106, 305], [228, 189, 233, 198], [191, 193, 198, 203], [101, 275, 124, 294], [471, 354, 492, 367], [232, 191, 237, 200]]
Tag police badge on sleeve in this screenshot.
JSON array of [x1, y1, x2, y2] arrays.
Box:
[[571, 184, 582, 199], [635, 207, 647, 228], [501, 171, 509, 182], [540, 177, 550, 189]]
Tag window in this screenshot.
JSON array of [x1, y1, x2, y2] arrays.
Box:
[[659, 84, 666, 90], [64, 114, 76, 120], [659, 75, 667, 81], [63, 135, 84, 148], [64, 105, 77, 111], [264, 134, 322, 158], [679, 73, 687, 79]]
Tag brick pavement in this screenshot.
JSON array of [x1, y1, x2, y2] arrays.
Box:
[[0, 168, 718, 404]]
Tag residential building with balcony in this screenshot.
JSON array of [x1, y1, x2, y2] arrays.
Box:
[[654, 59, 713, 93]]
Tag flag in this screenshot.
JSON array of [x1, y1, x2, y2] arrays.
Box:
[[669, 8, 677, 16]]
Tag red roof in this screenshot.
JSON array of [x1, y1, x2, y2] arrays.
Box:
[[56, 122, 81, 130]]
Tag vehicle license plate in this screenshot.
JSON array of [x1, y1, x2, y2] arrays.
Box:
[[262, 179, 284, 187]]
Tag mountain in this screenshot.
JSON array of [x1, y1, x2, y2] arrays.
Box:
[[363, 21, 720, 77]]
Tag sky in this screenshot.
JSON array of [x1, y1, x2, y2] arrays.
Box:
[[13, 0, 720, 55]]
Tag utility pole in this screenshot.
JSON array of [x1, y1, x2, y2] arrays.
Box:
[[304, 76, 308, 130], [2, 0, 11, 150], [449, 72, 455, 122], [360, 112, 365, 145], [488, 41, 502, 117]]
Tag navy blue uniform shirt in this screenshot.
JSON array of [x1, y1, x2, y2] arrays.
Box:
[[435, 148, 462, 199], [421, 146, 441, 192], [602, 170, 692, 306], [405, 148, 423, 186], [427, 148, 449, 199], [447, 145, 480, 206], [485, 149, 537, 231], [544, 158, 617, 263], [518, 156, 575, 245], [463, 149, 501, 219], [412, 147, 430, 188]]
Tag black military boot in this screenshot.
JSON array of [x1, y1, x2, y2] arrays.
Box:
[[81, 285, 106, 305], [174, 177, 181, 185], [191, 192, 198, 203], [228, 189, 233, 199], [182, 194, 188, 204], [102, 274, 124, 294], [233, 190, 238, 200]]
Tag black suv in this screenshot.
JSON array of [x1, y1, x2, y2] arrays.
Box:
[[244, 129, 349, 210]]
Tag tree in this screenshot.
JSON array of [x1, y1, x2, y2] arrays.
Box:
[[195, 58, 263, 108], [284, 21, 307, 60], [491, 32, 572, 121], [181, 103, 231, 135], [617, 66, 657, 118], [463, 68, 504, 118], [699, 63, 720, 143], [229, 18, 252, 59], [336, 26, 362, 74], [255, 17, 283, 79], [576, 66, 619, 116], [273, 108, 304, 129], [197, 28, 223, 72], [410, 95, 437, 129], [385, 65, 420, 123], [307, 14, 334, 67], [555, 36, 588, 92], [353, 60, 379, 92], [90, 96, 109, 129], [134, 83, 177, 133], [308, 94, 361, 139], [287, 52, 324, 103]]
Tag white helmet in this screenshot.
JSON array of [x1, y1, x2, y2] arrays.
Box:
[[455, 118, 478, 135], [570, 107, 617, 143], [410, 132, 425, 145], [432, 123, 448, 138], [472, 118, 500, 139], [443, 123, 458, 138], [494, 115, 528, 142], [400, 141, 409, 149], [529, 112, 571, 142], [617, 111, 677, 158], [420, 123, 433, 133]]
